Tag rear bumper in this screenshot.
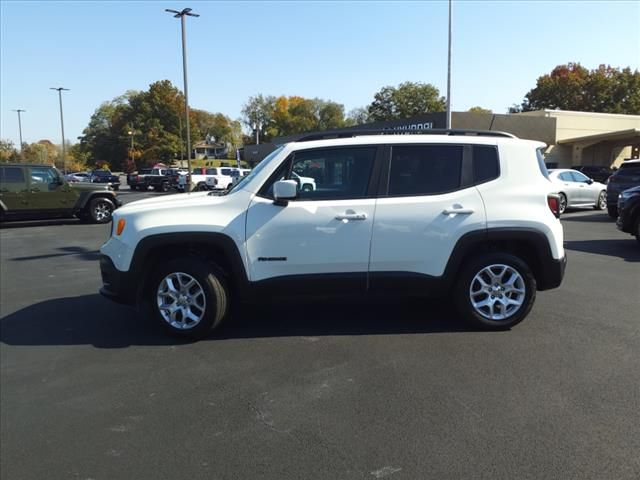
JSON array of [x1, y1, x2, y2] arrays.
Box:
[[99, 255, 136, 305], [537, 255, 567, 291]]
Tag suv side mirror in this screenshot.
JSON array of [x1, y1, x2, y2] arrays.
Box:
[[273, 180, 298, 206]]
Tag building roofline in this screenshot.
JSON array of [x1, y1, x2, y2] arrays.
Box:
[[517, 109, 640, 120], [557, 128, 640, 144]]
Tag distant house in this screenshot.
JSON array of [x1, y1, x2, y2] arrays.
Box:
[[193, 139, 228, 160]]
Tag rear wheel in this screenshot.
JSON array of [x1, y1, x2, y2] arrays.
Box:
[[87, 197, 115, 224], [454, 253, 536, 330], [195, 182, 208, 191], [594, 190, 606, 210], [149, 257, 228, 339], [558, 193, 567, 214]]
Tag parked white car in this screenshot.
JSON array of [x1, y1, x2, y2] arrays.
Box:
[[548, 169, 607, 213], [291, 171, 316, 191], [65, 172, 90, 183], [100, 129, 566, 339]]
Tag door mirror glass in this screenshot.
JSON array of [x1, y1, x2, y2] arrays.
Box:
[[273, 180, 298, 203]]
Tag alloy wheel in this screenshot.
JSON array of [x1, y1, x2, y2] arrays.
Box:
[[469, 264, 526, 321], [157, 272, 207, 330]]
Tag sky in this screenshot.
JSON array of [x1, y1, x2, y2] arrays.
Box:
[[1, 0, 639, 146]]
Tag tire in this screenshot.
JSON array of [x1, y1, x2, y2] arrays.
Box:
[[635, 217, 640, 245], [195, 182, 208, 192], [594, 190, 606, 210], [131, 185, 138, 191], [87, 197, 115, 224], [302, 184, 313, 192], [454, 253, 536, 330], [149, 257, 228, 339], [558, 193, 567, 215], [113, 185, 120, 191], [607, 206, 618, 219]]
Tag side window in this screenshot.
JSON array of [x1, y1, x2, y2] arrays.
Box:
[[260, 147, 376, 200], [388, 145, 462, 196], [570, 171, 589, 183], [0, 167, 26, 184], [30, 167, 57, 185], [559, 172, 574, 182], [473, 146, 499, 184], [205, 168, 216, 175]]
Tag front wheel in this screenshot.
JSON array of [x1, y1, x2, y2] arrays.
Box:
[[594, 190, 606, 210], [87, 197, 115, 224], [454, 253, 536, 330], [149, 257, 229, 339]]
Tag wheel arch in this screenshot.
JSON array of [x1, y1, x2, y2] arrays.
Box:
[[443, 228, 559, 291]]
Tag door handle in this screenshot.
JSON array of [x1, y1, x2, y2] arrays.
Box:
[[442, 206, 474, 215], [335, 213, 367, 221]]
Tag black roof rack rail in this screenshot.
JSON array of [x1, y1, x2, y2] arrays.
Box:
[[295, 128, 517, 142]]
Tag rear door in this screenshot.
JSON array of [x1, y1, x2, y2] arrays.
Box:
[[368, 144, 487, 293], [0, 166, 29, 214], [558, 171, 581, 205]]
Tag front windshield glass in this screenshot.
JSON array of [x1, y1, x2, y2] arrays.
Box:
[[226, 146, 284, 194]]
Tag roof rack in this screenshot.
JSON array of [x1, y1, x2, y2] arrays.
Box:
[[296, 128, 517, 142]]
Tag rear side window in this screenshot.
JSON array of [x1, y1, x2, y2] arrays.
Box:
[[536, 148, 550, 180], [389, 145, 462, 196], [473, 146, 499, 184], [616, 164, 640, 177], [0, 167, 26, 184]]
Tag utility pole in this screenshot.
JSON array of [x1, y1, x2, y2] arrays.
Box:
[[445, 0, 452, 129], [128, 129, 134, 165], [12, 109, 25, 152], [50, 87, 69, 174], [165, 7, 199, 189]]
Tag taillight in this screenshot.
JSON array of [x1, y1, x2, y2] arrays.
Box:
[[547, 194, 560, 218]]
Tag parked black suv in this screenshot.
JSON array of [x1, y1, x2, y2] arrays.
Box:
[[616, 186, 640, 244], [606, 160, 640, 218], [571, 165, 613, 183], [0, 164, 121, 223], [89, 170, 120, 190]]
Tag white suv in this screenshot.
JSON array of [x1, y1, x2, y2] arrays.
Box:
[[100, 130, 566, 339]]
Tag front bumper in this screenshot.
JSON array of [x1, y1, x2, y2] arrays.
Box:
[[537, 255, 567, 291], [99, 255, 136, 305]]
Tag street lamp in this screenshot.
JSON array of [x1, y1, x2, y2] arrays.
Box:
[[252, 121, 263, 145], [128, 130, 134, 165], [50, 87, 69, 174], [445, 0, 452, 129], [165, 7, 199, 190], [12, 109, 25, 152]]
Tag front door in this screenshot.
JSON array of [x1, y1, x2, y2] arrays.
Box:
[[245, 146, 379, 294], [27, 167, 74, 213]]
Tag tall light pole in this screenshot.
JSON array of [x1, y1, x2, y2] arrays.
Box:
[[165, 7, 199, 189], [50, 87, 69, 174], [445, 0, 452, 129], [128, 130, 135, 165], [252, 121, 262, 145], [12, 109, 25, 152]]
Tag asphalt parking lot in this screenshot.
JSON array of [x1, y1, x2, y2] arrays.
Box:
[[1, 194, 639, 480]]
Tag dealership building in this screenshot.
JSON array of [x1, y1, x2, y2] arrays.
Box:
[[243, 110, 640, 168]]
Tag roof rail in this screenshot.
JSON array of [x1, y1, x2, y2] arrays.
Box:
[[295, 128, 517, 142]]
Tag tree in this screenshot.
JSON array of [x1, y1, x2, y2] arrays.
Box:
[[367, 81, 446, 121], [345, 107, 370, 126], [0, 140, 19, 163], [468, 106, 492, 114], [521, 63, 640, 114]]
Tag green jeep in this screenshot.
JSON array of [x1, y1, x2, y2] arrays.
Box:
[[0, 164, 121, 224]]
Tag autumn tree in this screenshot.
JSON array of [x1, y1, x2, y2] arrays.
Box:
[[367, 81, 446, 121], [0, 140, 19, 163], [345, 107, 370, 126], [468, 106, 492, 114], [521, 63, 640, 114]]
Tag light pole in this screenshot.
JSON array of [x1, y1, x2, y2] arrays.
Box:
[[252, 121, 262, 145], [128, 130, 134, 165], [50, 87, 69, 174], [12, 109, 25, 152], [165, 7, 199, 189], [445, 0, 452, 129]]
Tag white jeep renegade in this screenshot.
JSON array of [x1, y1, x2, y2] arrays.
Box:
[[100, 129, 566, 339]]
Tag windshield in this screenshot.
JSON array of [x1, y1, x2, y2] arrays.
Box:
[[94, 170, 111, 176], [226, 146, 284, 194]]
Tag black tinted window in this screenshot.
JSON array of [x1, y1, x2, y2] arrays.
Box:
[[473, 146, 499, 184], [617, 164, 640, 177], [0, 167, 26, 184], [389, 145, 462, 196]]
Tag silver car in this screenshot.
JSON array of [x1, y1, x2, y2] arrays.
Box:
[[548, 169, 607, 214]]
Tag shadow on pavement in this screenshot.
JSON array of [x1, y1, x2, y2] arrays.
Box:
[[564, 238, 640, 262], [0, 218, 81, 229], [11, 246, 100, 262], [0, 294, 479, 348], [560, 211, 614, 223]]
